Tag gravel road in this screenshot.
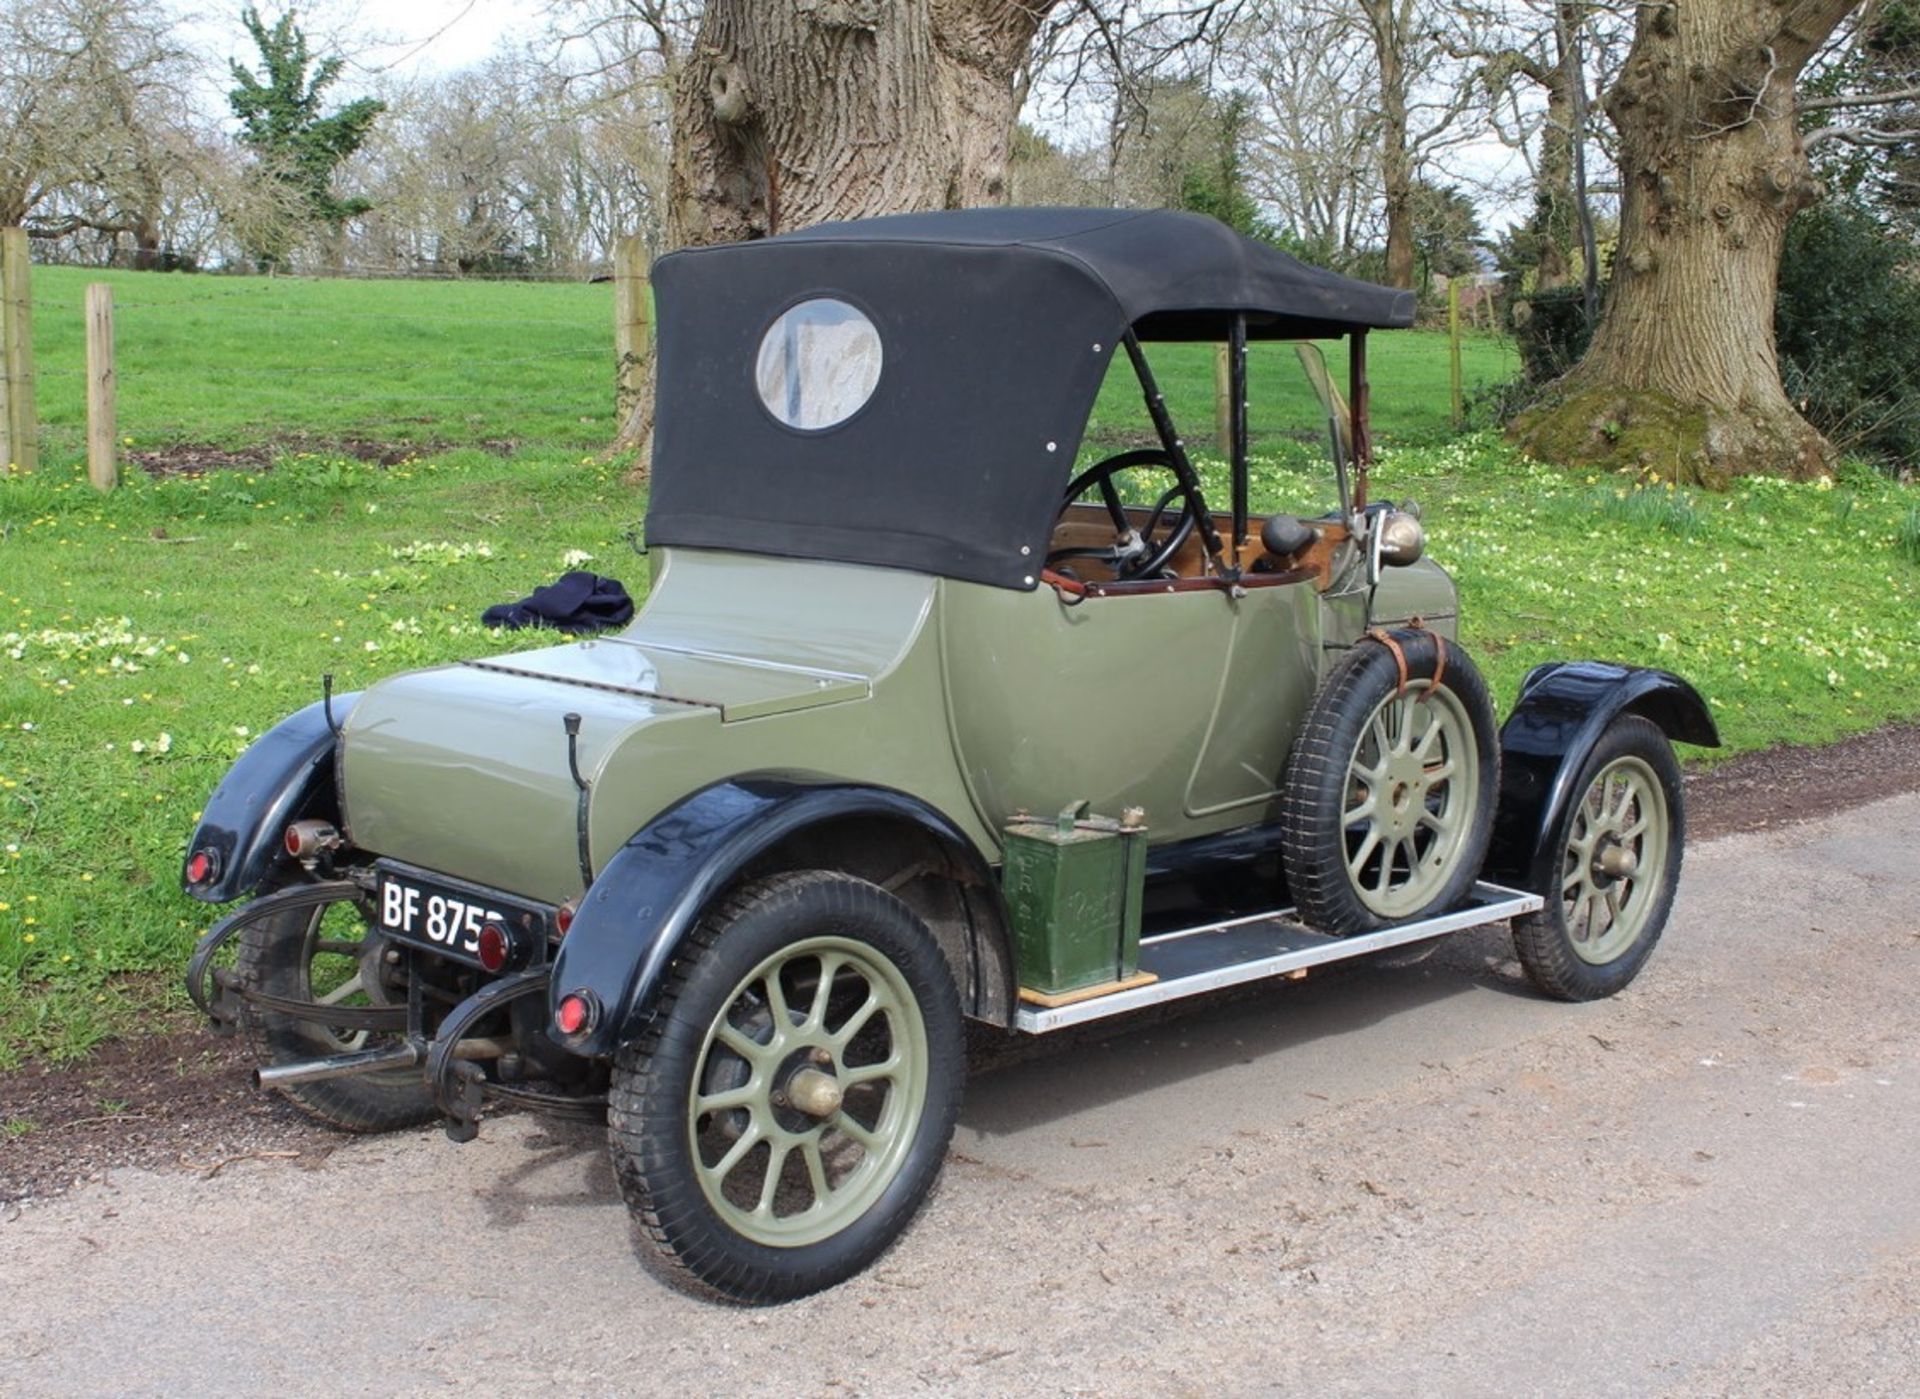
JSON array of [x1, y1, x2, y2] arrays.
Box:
[[3, 790, 1917, 1397]]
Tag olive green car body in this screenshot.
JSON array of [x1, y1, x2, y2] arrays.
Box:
[[340, 544, 1460, 914]]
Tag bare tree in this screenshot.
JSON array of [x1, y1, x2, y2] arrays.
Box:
[[1019, 1, 1252, 208], [1352, 0, 1482, 288], [328, 19, 673, 278], [1238, 7, 1382, 259], [0, 0, 205, 265], [1458, 2, 1591, 291]]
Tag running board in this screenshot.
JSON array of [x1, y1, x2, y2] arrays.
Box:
[[1012, 881, 1544, 1034]]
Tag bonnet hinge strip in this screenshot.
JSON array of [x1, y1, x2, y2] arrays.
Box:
[[563, 713, 594, 890]]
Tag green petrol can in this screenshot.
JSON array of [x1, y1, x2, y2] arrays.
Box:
[[1001, 802, 1149, 996]]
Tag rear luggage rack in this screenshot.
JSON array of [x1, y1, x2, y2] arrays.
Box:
[[1013, 881, 1542, 1033]]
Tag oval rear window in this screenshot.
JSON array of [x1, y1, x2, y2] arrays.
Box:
[[754, 298, 882, 431]]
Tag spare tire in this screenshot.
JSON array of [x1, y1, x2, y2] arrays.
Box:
[[1280, 629, 1499, 934]]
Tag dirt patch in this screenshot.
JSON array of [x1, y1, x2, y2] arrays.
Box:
[[130, 435, 517, 477], [129, 444, 274, 477], [3, 719, 1918, 1206], [0, 1029, 338, 1206], [1685, 720, 1920, 841]]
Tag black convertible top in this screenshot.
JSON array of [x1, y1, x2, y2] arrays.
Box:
[[645, 208, 1411, 589], [774, 208, 1416, 339]]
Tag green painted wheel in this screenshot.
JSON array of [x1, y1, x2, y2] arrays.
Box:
[[608, 872, 963, 1303], [1341, 682, 1483, 921], [1281, 630, 1500, 934], [688, 935, 930, 1249], [1560, 755, 1671, 965], [1513, 715, 1686, 1001]]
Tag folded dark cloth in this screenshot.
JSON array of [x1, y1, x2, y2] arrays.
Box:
[[482, 571, 634, 634]]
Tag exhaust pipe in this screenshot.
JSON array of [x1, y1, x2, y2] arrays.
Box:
[[253, 1036, 513, 1090], [255, 1041, 423, 1089]]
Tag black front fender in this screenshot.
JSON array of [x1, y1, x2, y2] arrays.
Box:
[[182, 694, 357, 903], [547, 778, 996, 1059], [1486, 661, 1718, 889]]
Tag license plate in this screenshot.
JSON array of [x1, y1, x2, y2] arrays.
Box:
[[373, 862, 550, 968]]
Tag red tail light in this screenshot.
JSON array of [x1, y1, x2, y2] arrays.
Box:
[[555, 991, 595, 1037], [555, 899, 577, 937], [186, 851, 214, 884], [477, 923, 510, 973], [283, 820, 340, 859]]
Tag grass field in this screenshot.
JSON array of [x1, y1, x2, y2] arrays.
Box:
[[24, 265, 1515, 466], [28, 266, 616, 457], [0, 266, 1916, 1069]]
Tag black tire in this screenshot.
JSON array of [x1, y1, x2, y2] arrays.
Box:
[[608, 872, 964, 1304], [235, 899, 438, 1134], [1512, 715, 1684, 1001], [1280, 630, 1499, 935]]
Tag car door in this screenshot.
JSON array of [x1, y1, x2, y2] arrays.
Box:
[[936, 578, 1239, 843], [1182, 575, 1323, 818]]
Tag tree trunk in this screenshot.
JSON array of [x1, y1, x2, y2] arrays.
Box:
[[1365, 0, 1417, 290], [667, 0, 1060, 241], [1511, 0, 1861, 485], [130, 213, 161, 272], [615, 0, 1063, 455], [1531, 52, 1575, 291]]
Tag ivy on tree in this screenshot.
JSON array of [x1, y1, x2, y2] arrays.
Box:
[[228, 6, 383, 267], [1176, 91, 1272, 242]]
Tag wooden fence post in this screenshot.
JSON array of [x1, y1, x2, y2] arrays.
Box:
[[1213, 342, 1232, 457], [86, 283, 116, 491], [1448, 278, 1464, 430], [613, 235, 650, 422], [1, 227, 38, 475], [0, 255, 9, 473]]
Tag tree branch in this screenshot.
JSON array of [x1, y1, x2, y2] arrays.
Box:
[[24, 214, 137, 240], [1800, 85, 1920, 113], [1802, 122, 1917, 150]]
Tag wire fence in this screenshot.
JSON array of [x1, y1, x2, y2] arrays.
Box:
[[23, 233, 614, 283], [3, 231, 1514, 490], [8, 238, 641, 485]]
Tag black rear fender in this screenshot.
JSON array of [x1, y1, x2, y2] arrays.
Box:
[[546, 778, 1010, 1058], [181, 695, 356, 903], [1487, 661, 1718, 889]]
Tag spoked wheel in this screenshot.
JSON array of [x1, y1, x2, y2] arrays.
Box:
[[235, 897, 437, 1132], [1281, 630, 1499, 934], [608, 872, 963, 1304], [1513, 715, 1684, 1000]]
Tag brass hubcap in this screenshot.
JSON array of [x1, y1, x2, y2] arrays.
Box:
[[787, 1068, 844, 1118], [688, 935, 930, 1248], [1342, 682, 1480, 919], [1594, 843, 1639, 881], [1561, 756, 1669, 965]]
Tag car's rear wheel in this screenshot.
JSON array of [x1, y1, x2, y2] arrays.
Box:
[[1512, 716, 1684, 1001], [235, 898, 438, 1133], [1280, 630, 1499, 934], [607, 872, 963, 1304]]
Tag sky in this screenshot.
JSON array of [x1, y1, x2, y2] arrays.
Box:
[[184, 0, 534, 89], [183, 0, 1535, 231]]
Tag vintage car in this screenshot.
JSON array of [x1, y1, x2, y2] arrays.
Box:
[[183, 208, 1718, 1303]]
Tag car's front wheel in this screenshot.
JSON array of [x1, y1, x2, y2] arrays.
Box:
[[607, 872, 963, 1304], [1511, 715, 1684, 1001]]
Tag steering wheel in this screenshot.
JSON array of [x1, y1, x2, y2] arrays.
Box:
[[1048, 448, 1205, 581]]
